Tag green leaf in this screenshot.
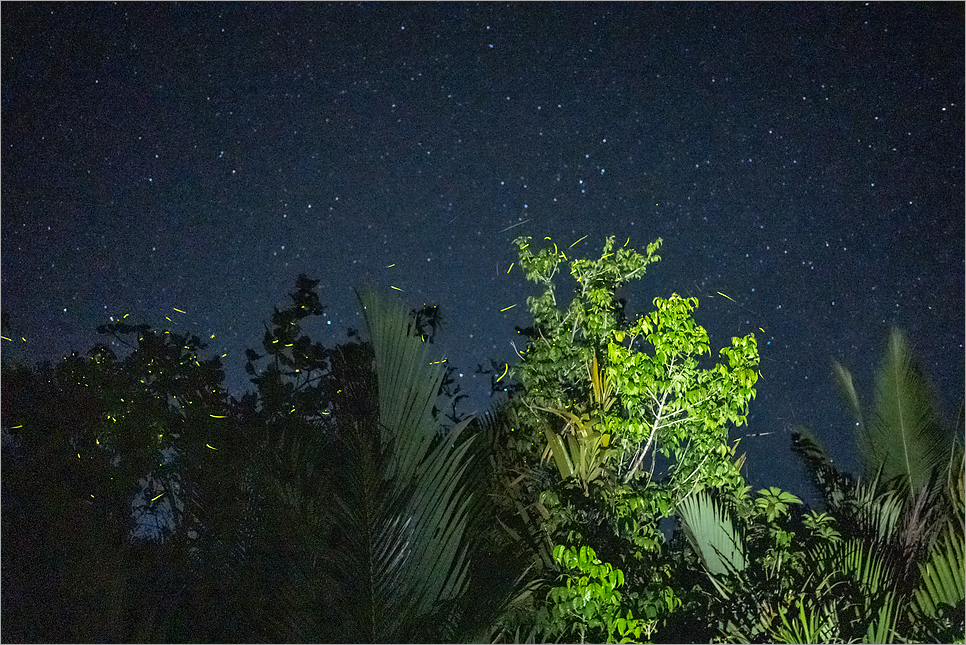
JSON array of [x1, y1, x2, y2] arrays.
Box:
[[913, 522, 965, 618], [677, 490, 747, 579], [861, 328, 951, 494], [320, 289, 481, 642]]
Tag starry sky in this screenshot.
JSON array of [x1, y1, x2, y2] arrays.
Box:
[[3, 2, 963, 500]]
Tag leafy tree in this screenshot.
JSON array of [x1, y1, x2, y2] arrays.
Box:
[[1, 275, 489, 643], [488, 234, 761, 641], [1, 323, 231, 641]]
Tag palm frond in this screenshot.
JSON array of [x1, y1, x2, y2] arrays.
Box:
[[863, 329, 950, 495], [945, 431, 965, 534], [862, 590, 900, 644], [772, 598, 835, 644], [852, 479, 904, 545], [833, 359, 864, 434], [363, 288, 447, 481], [321, 289, 481, 642], [837, 538, 896, 599], [677, 490, 747, 580], [791, 426, 854, 509], [912, 522, 965, 619]]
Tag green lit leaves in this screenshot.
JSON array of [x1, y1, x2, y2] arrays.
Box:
[[538, 354, 616, 495], [496, 234, 767, 642], [912, 521, 966, 619], [541, 421, 610, 496], [755, 486, 803, 523], [607, 295, 760, 492], [803, 511, 843, 543], [513, 234, 662, 349], [547, 545, 650, 643]]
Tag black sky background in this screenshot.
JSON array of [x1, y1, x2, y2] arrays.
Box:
[[3, 2, 963, 502]]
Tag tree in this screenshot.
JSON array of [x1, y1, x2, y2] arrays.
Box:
[[487, 234, 761, 642], [185, 277, 485, 642], [673, 328, 964, 643], [1, 276, 490, 643], [788, 328, 965, 643], [311, 289, 485, 642], [1, 323, 232, 641]]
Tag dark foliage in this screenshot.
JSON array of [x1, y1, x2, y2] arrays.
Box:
[[1, 275, 493, 643]]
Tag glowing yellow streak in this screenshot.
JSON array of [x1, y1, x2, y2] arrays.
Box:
[[123, 313, 130, 318], [0, 336, 11, 342], [173, 307, 186, 314], [21, 337, 26, 342], [759, 327, 766, 333], [210, 334, 215, 339], [495, 363, 509, 383], [386, 263, 396, 268], [151, 492, 164, 502], [624, 237, 630, 247], [507, 262, 514, 273], [391, 285, 402, 291], [716, 292, 736, 302], [12, 425, 22, 429], [500, 304, 516, 312], [570, 235, 588, 248], [165, 317, 172, 322], [206, 443, 218, 450], [209, 414, 226, 418]]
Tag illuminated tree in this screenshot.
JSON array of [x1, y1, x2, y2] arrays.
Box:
[[488, 234, 761, 642]]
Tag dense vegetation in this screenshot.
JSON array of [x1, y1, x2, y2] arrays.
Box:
[[2, 237, 963, 643]]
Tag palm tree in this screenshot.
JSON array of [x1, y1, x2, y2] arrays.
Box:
[[677, 328, 964, 643], [181, 288, 490, 643], [788, 328, 964, 642], [312, 289, 485, 642]]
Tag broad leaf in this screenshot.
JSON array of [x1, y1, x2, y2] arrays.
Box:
[[677, 490, 747, 580]]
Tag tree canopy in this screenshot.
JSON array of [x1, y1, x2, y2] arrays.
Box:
[[2, 240, 962, 644]]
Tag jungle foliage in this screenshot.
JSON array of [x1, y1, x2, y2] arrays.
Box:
[[1, 239, 963, 643]]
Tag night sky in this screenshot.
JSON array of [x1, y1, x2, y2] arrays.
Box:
[[3, 3, 963, 500]]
